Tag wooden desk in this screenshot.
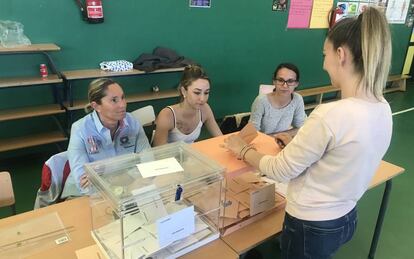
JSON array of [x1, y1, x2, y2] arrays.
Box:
[[192, 133, 279, 177], [0, 197, 93, 259], [194, 134, 405, 258], [219, 160, 404, 256], [0, 134, 403, 259], [0, 197, 237, 259]]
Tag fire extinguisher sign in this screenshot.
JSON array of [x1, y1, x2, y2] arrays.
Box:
[[87, 6, 103, 18]]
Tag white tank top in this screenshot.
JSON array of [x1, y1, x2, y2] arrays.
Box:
[[167, 106, 203, 144]]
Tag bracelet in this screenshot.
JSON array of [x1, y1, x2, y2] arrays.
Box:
[[241, 146, 257, 161], [238, 144, 250, 160]]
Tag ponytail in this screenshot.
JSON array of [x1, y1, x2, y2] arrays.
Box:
[[360, 7, 391, 99], [327, 7, 391, 100], [84, 78, 116, 113]]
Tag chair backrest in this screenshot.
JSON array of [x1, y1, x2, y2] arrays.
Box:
[[220, 112, 251, 134], [131, 105, 156, 143], [34, 151, 70, 209], [131, 105, 156, 126], [259, 84, 275, 94], [0, 171, 15, 208]]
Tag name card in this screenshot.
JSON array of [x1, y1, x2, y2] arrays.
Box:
[[156, 206, 195, 247], [137, 157, 184, 178]]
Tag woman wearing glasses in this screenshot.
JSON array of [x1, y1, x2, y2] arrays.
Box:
[[249, 63, 306, 136]]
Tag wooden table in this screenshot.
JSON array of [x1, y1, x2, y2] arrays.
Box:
[[0, 197, 238, 259], [0, 197, 92, 259], [0, 134, 403, 259], [194, 133, 405, 258]]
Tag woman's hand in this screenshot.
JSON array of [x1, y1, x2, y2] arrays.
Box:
[[224, 134, 248, 159], [274, 132, 292, 149]]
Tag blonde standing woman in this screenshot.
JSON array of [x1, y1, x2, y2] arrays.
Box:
[[225, 7, 392, 258]]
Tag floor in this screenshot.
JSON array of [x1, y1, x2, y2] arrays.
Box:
[[1, 83, 413, 259]]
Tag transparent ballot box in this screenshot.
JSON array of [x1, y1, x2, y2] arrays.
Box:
[[86, 142, 225, 259]]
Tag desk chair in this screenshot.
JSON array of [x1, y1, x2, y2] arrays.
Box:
[[131, 105, 156, 143], [0, 171, 16, 215], [34, 151, 71, 209], [220, 112, 251, 134]]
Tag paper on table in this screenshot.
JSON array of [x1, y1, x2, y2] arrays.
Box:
[[75, 244, 103, 259], [137, 157, 184, 178], [234, 191, 251, 208], [234, 172, 261, 184], [227, 178, 249, 194]]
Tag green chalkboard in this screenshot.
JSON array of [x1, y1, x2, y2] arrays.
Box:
[[0, 0, 411, 155]]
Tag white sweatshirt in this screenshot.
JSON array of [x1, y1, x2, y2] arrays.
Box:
[[259, 97, 392, 220]]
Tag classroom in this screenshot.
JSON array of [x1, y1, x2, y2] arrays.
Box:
[[0, 1, 413, 259]]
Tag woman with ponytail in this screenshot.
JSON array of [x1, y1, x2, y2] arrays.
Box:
[[153, 65, 222, 146], [225, 7, 392, 258], [62, 78, 150, 198]]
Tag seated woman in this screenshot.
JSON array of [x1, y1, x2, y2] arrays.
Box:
[[62, 78, 151, 198], [250, 63, 306, 135], [153, 65, 222, 146]]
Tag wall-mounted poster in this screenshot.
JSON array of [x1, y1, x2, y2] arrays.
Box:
[[386, 0, 410, 23], [189, 0, 211, 8], [272, 0, 288, 11]]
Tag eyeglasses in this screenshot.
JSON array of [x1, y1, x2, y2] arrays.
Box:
[[274, 78, 298, 86]]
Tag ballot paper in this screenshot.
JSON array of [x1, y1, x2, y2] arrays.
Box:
[[156, 206, 195, 247], [131, 184, 168, 223], [249, 183, 275, 216], [137, 157, 184, 178]]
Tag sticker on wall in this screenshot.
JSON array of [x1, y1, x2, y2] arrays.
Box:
[[272, 0, 288, 11], [189, 0, 211, 8]]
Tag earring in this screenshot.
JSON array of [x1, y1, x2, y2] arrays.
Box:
[[183, 95, 186, 98]]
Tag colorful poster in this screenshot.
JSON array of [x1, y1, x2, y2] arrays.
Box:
[[309, 0, 334, 28], [287, 0, 314, 28], [189, 0, 211, 8], [402, 46, 414, 75], [273, 0, 288, 11], [386, 0, 410, 23]]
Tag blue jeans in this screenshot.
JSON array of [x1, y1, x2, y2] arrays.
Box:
[[281, 207, 357, 259]]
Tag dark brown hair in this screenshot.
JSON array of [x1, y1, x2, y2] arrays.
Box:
[[179, 65, 210, 101], [273, 63, 300, 81]]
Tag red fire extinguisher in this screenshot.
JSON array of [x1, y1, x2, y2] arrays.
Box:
[[74, 0, 104, 24]]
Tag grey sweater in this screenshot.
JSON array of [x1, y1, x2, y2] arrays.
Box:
[[249, 92, 306, 134]]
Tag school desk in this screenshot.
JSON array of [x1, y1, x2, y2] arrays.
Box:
[[193, 133, 405, 258], [0, 197, 238, 259], [0, 133, 404, 259]]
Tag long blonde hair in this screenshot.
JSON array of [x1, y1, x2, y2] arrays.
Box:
[[327, 7, 391, 100]]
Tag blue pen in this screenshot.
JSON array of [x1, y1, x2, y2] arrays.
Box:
[[175, 184, 183, 201]]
